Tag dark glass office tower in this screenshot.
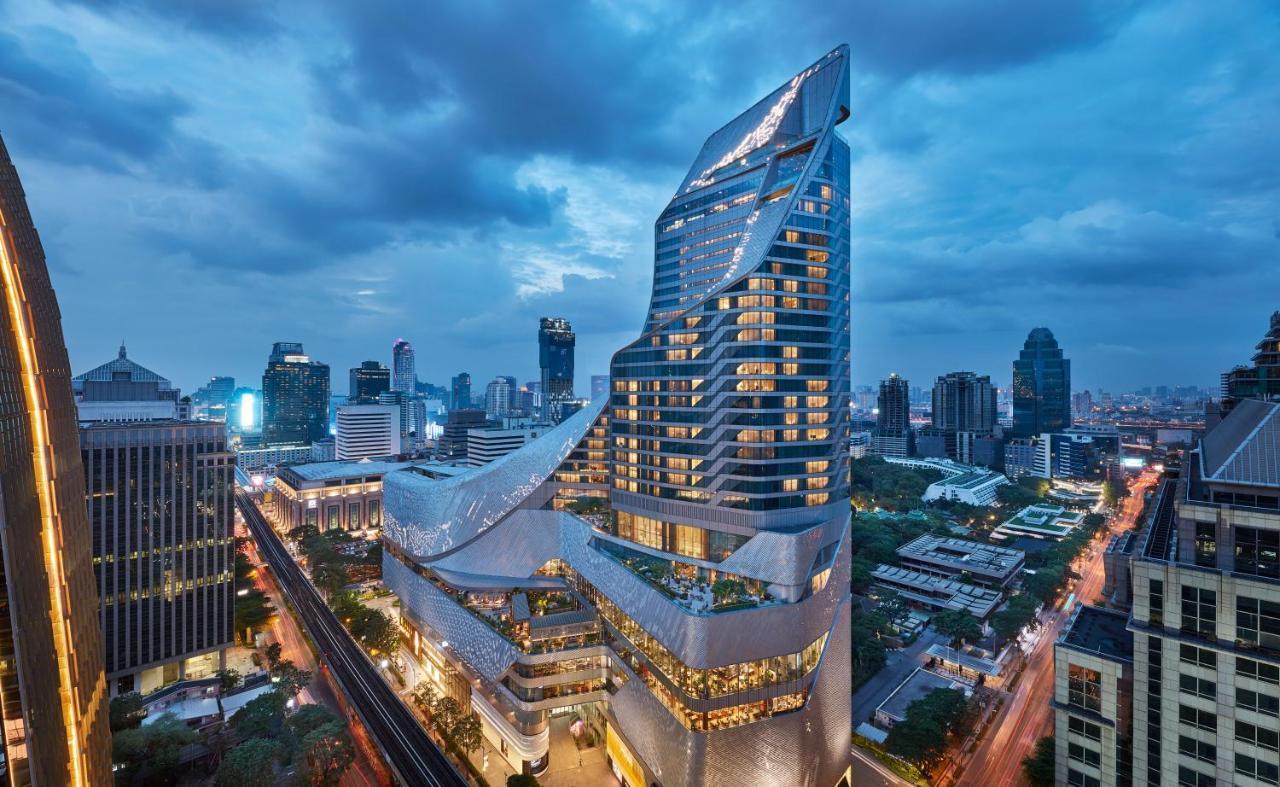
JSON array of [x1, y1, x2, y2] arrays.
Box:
[[1011, 327, 1071, 438], [0, 134, 112, 786], [450, 371, 472, 411], [538, 317, 575, 423], [350, 360, 391, 404], [392, 338, 416, 394], [261, 342, 330, 445], [877, 373, 910, 434], [932, 371, 997, 433]]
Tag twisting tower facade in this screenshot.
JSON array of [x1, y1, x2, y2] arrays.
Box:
[[384, 47, 852, 787]]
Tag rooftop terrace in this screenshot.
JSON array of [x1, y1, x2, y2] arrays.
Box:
[[1060, 604, 1133, 661]]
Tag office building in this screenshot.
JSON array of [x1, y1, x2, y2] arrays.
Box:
[[872, 373, 912, 457], [262, 342, 330, 446], [0, 137, 113, 784], [1005, 431, 1105, 480], [74, 344, 181, 422], [1052, 398, 1280, 787], [921, 371, 1000, 465], [392, 338, 416, 394], [1012, 327, 1071, 438], [383, 48, 852, 787], [336, 404, 399, 460], [273, 459, 466, 533], [1221, 310, 1280, 413], [484, 376, 514, 419], [539, 317, 575, 423], [377, 389, 415, 451], [236, 443, 314, 473], [465, 426, 546, 467], [437, 408, 489, 461], [349, 360, 391, 403], [451, 372, 472, 410]]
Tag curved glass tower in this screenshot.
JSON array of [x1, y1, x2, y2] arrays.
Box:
[[0, 135, 112, 785], [384, 47, 852, 787]]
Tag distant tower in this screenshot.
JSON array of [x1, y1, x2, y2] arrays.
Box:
[[1012, 327, 1071, 438], [349, 360, 391, 404], [261, 342, 330, 445], [0, 133, 113, 785], [538, 317, 575, 422], [932, 371, 997, 433], [392, 338, 416, 394], [451, 372, 472, 410], [1221, 310, 1280, 412], [484, 376, 513, 419], [872, 373, 912, 456]]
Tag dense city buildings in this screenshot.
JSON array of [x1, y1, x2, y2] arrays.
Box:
[[392, 338, 416, 393], [1221, 310, 1280, 413], [349, 360, 391, 403], [383, 47, 853, 787], [335, 403, 399, 460], [872, 372, 913, 457], [191, 374, 236, 420], [261, 341, 330, 446], [1012, 327, 1072, 438], [1054, 398, 1280, 786], [538, 316, 576, 423], [451, 371, 472, 410], [0, 135, 112, 785]]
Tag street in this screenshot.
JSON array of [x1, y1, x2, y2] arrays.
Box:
[[237, 491, 467, 787], [955, 471, 1155, 786]]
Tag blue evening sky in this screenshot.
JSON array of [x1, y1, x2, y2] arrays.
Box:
[[1, 0, 1276, 395]]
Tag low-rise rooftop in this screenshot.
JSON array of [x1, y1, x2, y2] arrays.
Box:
[[871, 565, 1003, 619], [1060, 604, 1133, 661], [898, 534, 1025, 580], [875, 668, 967, 724]]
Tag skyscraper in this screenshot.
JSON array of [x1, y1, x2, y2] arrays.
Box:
[[349, 360, 391, 403], [538, 317, 575, 422], [484, 376, 513, 419], [392, 338, 416, 394], [76, 350, 234, 695], [1221, 310, 1280, 412], [261, 341, 330, 445], [450, 371, 471, 411], [922, 371, 999, 465], [0, 134, 112, 785], [335, 404, 399, 460], [872, 373, 912, 457], [384, 46, 852, 787], [1012, 327, 1071, 438]]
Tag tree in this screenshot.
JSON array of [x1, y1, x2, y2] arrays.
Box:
[[216, 668, 242, 694], [876, 589, 910, 628], [215, 738, 278, 787], [1024, 568, 1065, 605], [111, 712, 199, 785], [312, 562, 350, 596], [431, 696, 463, 739], [265, 642, 283, 668], [235, 588, 275, 640], [297, 722, 356, 786], [288, 524, 321, 543], [990, 594, 1040, 641], [1101, 479, 1130, 509], [287, 703, 341, 739], [996, 482, 1043, 508], [110, 691, 146, 731], [231, 692, 288, 739], [1022, 734, 1055, 786], [272, 659, 313, 700], [931, 608, 981, 647], [851, 610, 889, 690], [885, 688, 970, 769], [411, 681, 440, 716], [508, 776, 542, 787], [354, 609, 400, 656], [451, 715, 483, 755]]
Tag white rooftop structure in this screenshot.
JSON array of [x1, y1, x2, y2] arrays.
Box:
[[871, 564, 1003, 620], [885, 456, 1009, 506], [994, 503, 1085, 541]]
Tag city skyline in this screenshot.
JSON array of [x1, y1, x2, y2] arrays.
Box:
[[1, 1, 1276, 393]]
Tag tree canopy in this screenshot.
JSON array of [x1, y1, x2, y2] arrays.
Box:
[[1022, 734, 1055, 786], [885, 688, 971, 768], [931, 608, 981, 647]]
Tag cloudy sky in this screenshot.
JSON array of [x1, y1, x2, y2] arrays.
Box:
[[1, 0, 1277, 396]]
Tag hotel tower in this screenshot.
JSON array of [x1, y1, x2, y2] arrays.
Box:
[[0, 136, 112, 785], [384, 47, 852, 787]]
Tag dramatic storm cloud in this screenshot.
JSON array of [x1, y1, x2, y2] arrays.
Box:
[[1, 0, 1276, 393]]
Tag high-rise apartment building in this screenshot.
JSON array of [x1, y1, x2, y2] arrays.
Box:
[[383, 47, 852, 787], [920, 371, 999, 465], [1221, 310, 1280, 413], [484, 376, 514, 419], [872, 373, 912, 457], [336, 404, 399, 460], [0, 134, 112, 785], [538, 317, 575, 423], [1054, 398, 1280, 787], [1012, 327, 1071, 438], [349, 360, 391, 403], [262, 341, 330, 445], [392, 338, 416, 394], [451, 371, 472, 411]]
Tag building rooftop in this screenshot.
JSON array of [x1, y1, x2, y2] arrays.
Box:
[[924, 643, 1002, 678], [1199, 398, 1280, 488], [876, 668, 966, 723], [73, 344, 172, 389], [279, 458, 468, 484], [1060, 604, 1133, 661], [871, 565, 1003, 618], [898, 534, 1025, 577]]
